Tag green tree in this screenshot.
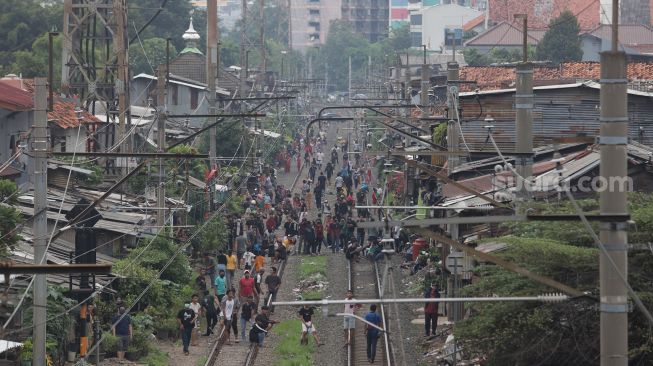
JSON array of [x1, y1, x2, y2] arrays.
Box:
[[130, 37, 177, 75], [117, 234, 191, 284], [198, 216, 228, 253], [535, 10, 582, 64], [386, 24, 411, 51], [0, 179, 22, 256]]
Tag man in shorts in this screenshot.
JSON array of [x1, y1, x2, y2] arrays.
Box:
[[112, 306, 132, 361], [343, 290, 361, 345], [220, 289, 240, 344], [299, 304, 322, 346]]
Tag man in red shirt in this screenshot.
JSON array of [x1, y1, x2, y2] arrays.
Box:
[[424, 283, 440, 337], [239, 270, 258, 304]]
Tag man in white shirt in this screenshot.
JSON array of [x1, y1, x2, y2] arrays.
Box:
[[335, 175, 344, 195], [220, 289, 241, 344], [316, 151, 324, 168], [243, 250, 256, 271], [189, 294, 203, 346], [343, 290, 361, 345]]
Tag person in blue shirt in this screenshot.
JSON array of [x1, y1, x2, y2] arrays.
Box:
[[214, 269, 227, 302], [364, 304, 383, 363]]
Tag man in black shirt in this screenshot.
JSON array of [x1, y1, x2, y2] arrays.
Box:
[[111, 306, 132, 361], [177, 303, 196, 355], [264, 266, 282, 300], [251, 305, 276, 345], [317, 172, 327, 190], [201, 290, 219, 336], [299, 305, 322, 346]]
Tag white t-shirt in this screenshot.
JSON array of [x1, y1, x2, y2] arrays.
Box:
[[335, 176, 344, 188], [222, 299, 235, 320], [344, 298, 357, 315], [189, 302, 202, 327], [243, 251, 255, 266], [316, 152, 324, 162]]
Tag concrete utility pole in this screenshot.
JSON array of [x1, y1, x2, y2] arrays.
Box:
[[324, 61, 329, 98], [514, 14, 533, 197], [348, 55, 352, 101], [599, 1, 628, 364], [445, 60, 461, 323], [240, 0, 248, 98], [207, 0, 218, 170], [156, 66, 167, 225], [421, 45, 430, 118], [32, 78, 48, 366], [446, 61, 460, 175]]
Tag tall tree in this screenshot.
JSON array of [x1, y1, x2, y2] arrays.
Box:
[[535, 11, 583, 64], [130, 37, 177, 75]]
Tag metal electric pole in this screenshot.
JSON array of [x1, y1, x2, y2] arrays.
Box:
[[156, 66, 167, 225], [114, 0, 129, 154], [207, 0, 218, 170], [32, 78, 48, 366], [599, 0, 628, 364], [514, 14, 533, 197]]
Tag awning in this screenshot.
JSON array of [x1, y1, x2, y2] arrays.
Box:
[[248, 128, 281, 139], [0, 340, 22, 353]]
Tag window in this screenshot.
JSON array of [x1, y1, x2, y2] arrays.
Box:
[[410, 14, 422, 25], [411, 32, 422, 48], [308, 21, 321, 31], [190, 89, 199, 110], [171, 84, 178, 105], [310, 33, 320, 41], [309, 9, 320, 15]]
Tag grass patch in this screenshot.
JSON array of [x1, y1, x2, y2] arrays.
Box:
[[196, 355, 208, 366], [139, 347, 169, 366], [302, 289, 324, 300], [298, 256, 327, 279], [273, 319, 315, 366]]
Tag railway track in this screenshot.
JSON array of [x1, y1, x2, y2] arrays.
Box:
[[347, 258, 393, 366], [203, 259, 286, 366]]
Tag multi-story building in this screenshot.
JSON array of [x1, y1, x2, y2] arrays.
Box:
[[341, 0, 390, 42], [291, 0, 343, 51]]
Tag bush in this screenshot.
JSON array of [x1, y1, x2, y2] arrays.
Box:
[[102, 333, 120, 356]]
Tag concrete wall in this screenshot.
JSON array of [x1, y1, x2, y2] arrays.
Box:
[[0, 109, 31, 183], [581, 36, 602, 62], [419, 4, 483, 51], [131, 78, 210, 127]]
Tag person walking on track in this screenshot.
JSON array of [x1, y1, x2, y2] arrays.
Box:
[[364, 304, 383, 363], [220, 289, 240, 345], [343, 290, 361, 345], [177, 302, 196, 355], [424, 283, 440, 337]]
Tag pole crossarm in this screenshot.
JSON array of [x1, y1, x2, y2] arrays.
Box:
[[0, 264, 112, 275], [272, 294, 569, 307], [51, 152, 210, 158], [413, 228, 586, 297], [167, 113, 267, 118]]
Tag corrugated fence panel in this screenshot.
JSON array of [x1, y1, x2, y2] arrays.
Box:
[[459, 86, 653, 153]]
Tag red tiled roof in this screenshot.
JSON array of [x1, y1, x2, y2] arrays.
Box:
[[48, 101, 101, 129], [460, 65, 563, 91], [464, 14, 486, 31], [465, 22, 546, 46], [561, 61, 653, 80], [489, 0, 600, 30], [460, 62, 653, 91], [0, 82, 33, 111]]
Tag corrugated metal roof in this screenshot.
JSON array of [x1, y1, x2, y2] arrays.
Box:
[[584, 24, 653, 46], [488, 0, 600, 30]]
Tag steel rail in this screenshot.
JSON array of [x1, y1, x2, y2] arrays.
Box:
[[373, 262, 393, 366]]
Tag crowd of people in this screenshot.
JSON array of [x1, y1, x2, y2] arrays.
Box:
[[147, 125, 438, 361]]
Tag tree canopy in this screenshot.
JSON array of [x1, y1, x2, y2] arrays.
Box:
[[536, 10, 583, 64]]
